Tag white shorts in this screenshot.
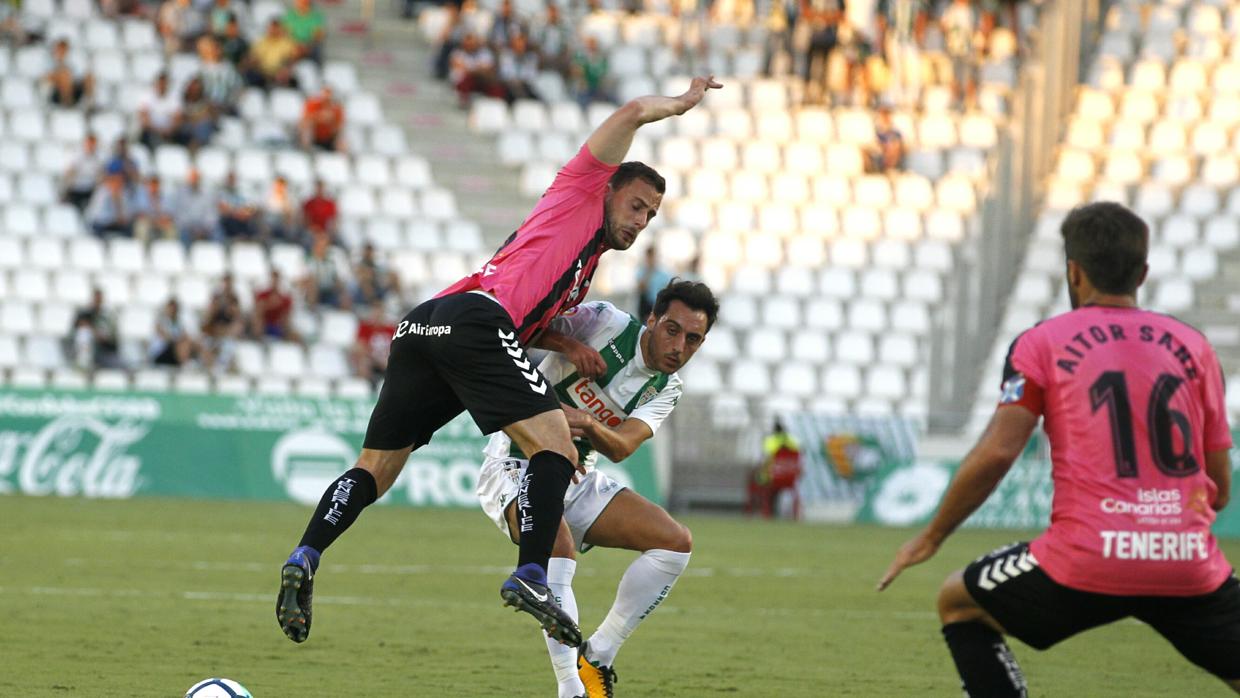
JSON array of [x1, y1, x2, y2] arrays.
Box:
[[476, 456, 626, 553]]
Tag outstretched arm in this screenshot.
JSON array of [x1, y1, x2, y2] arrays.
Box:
[[877, 405, 1038, 591], [586, 75, 723, 165]]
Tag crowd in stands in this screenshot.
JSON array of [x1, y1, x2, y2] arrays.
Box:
[[0, 0, 408, 387], [432, 0, 1024, 112]]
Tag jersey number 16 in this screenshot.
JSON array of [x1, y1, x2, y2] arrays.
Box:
[[1089, 371, 1200, 478]]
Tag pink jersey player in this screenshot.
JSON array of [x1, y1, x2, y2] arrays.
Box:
[[881, 202, 1240, 696], [1004, 306, 1232, 596], [437, 146, 616, 345]]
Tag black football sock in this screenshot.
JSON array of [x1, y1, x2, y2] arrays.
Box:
[[942, 622, 1028, 698], [515, 450, 575, 571], [296, 468, 378, 561]]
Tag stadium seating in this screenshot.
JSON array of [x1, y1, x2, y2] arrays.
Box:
[[0, 2, 495, 399]]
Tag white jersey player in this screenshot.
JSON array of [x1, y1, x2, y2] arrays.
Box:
[[477, 280, 718, 698]]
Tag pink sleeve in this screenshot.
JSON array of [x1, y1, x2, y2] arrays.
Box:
[[1201, 342, 1233, 452], [998, 329, 1047, 414], [546, 145, 619, 196]]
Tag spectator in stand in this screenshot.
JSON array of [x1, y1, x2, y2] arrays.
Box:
[[104, 139, 141, 188], [763, 0, 798, 76], [300, 230, 350, 309], [172, 168, 219, 244], [981, 0, 1020, 45], [200, 273, 244, 372], [486, 0, 524, 53], [251, 269, 301, 342], [158, 0, 206, 54], [840, 0, 880, 106], [635, 247, 672, 320], [299, 85, 346, 152], [572, 35, 614, 108], [262, 175, 302, 245], [301, 179, 338, 240], [43, 39, 94, 108], [432, 0, 492, 76], [498, 32, 540, 103], [350, 265, 385, 309], [99, 0, 142, 18], [216, 171, 259, 241], [801, 0, 842, 104], [198, 35, 243, 115], [138, 72, 183, 150], [349, 301, 395, 387], [869, 106, 905, 172], [70, 288, 121, 371], [0, 2, 26, 45], [450, 33, 504, 108], [132, 175, 179, 241], [86, 172, 136, 238], [208, 0, 247, 39], [246, 19, 300, 89], [283, 0, 326, 64], [219, 13, 250, 66], [877, 0, 929, 108], [531, 2, 572, 80], [63, 134, 104, 211], [671, 0, 711, 61], [149, 298, 202, 367], [177, 76, 218, 150], [354, 241, 400, 300], [941, 0, 979, 109]]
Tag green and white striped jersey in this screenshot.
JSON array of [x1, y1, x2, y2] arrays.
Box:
[[483, 301, 683, 469]]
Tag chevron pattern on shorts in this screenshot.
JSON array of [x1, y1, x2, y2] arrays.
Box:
[[976, 549, 1038, 591], [498, 329, 547, 395]]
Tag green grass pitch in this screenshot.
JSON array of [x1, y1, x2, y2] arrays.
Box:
[[2, 495, 1236, 697]]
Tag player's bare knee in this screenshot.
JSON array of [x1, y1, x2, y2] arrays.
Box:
[[937, 571, 981, 625], [667, 522, 693, 553]]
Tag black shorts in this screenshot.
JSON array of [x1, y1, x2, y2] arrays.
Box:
[[964, 542, 1240, 680], [362, 292, 559, 450]]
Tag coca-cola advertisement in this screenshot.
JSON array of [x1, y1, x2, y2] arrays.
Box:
[[0, 389, 663, 508]]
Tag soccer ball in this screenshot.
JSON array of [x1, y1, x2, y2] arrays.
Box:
[[185, 678, 253, 698]]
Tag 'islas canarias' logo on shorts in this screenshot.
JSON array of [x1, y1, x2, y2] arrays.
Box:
[[570, 379, 624, 427]]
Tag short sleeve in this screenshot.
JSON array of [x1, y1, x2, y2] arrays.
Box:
[[628, 375, 682, 436], [546, 145, 619, 196], [998, 330, 1046, 414], [1200, 342, 1234, 452], [547, 301, 611, 340]]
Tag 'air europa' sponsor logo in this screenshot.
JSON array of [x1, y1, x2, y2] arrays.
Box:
[[393, 321, 452, 339], [572, 379, 624, 427]]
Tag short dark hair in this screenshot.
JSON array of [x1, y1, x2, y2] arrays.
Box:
[[651, 278, 719, 331], [609, 161, 665, 195], [1060, 202, 1149, 295]]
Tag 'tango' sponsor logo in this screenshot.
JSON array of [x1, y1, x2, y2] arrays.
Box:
[[0, 415, 146, 498], [572, 379, 624, 427], [271, 428, 358, 505]]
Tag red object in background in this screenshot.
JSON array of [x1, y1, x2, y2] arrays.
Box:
[[746, 446, 802, 520]]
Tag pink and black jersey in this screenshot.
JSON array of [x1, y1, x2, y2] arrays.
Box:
[[437, 146, 619, 344], [999, 306, 1233, 596]]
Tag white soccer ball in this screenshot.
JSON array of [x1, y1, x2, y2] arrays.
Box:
[[185, 678, 253, 698]]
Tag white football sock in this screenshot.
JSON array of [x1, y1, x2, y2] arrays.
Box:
[[586, 549, 691, 667], [545, 557, 585, 698]]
